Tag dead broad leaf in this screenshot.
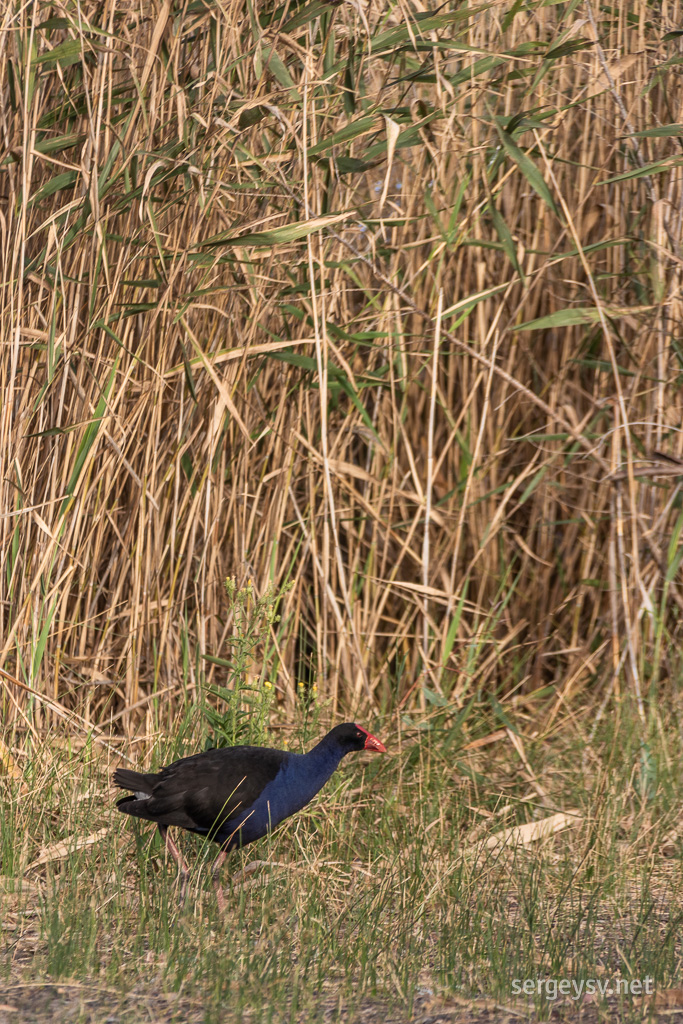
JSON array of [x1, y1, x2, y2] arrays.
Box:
[[0, 738, 22, 782], [29, 828, 109, 868], [0, 875, 43, 896], [635, 988, 683, 1010], [473, 810, 581, 853], [585, 53, 642, 100], [462, 729, 507, 751], [378, 116, 401, 210]]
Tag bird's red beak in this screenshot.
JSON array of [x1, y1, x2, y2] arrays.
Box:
[[362, 731, 386, 753]]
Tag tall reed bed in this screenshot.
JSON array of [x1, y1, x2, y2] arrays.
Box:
[[1, 0, 682, 734]]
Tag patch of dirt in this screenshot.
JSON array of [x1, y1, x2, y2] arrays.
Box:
[[0, 985, 204, 1024], [2, 984, 683, 1023]]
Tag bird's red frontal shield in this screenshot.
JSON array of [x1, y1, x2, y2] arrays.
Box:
[[360, 730, 386, 753]]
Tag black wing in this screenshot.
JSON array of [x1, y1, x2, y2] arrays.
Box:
[[116, 745, 290, 832]]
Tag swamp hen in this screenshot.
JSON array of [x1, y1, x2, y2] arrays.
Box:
[[114, 723, 386, 908]]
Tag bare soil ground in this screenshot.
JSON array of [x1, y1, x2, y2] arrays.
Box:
[[3, 979, 683, 1024]]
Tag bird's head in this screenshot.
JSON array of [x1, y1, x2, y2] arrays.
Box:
[[330, 722, 386, 754]]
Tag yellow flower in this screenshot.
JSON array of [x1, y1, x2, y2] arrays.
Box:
[[263, 680, 272, 690]]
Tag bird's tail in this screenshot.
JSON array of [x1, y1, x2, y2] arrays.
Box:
[[113, 768, 157, 794]]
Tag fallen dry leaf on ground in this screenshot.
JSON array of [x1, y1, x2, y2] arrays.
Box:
[[469, 811, 582, 854], [29, 828, 110, 868], [635, 988, 683, 1010]]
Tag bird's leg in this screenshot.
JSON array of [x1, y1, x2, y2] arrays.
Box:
[[158, 824, 190, 902], [210, 849, 229, 911]]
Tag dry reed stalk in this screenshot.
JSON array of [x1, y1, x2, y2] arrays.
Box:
[[0, 0, 681, 736]]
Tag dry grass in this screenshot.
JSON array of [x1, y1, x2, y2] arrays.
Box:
[[1, 0, 682, 737], [2, 710, 683, 1022]]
